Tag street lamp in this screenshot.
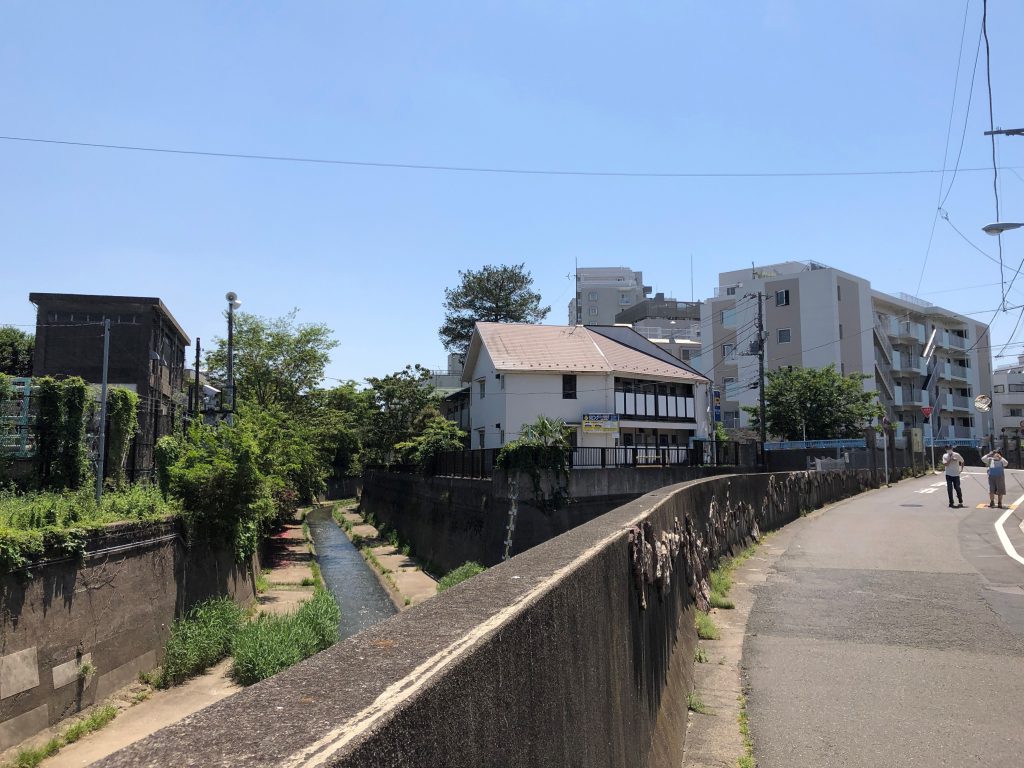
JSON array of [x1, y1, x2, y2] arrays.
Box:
[[226, 292, 241, 424], [982, 222, 1024, 236]]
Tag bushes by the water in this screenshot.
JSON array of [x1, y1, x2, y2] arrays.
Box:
[[437, 561, 485, 592], [230, 588, 339, 686], [160, 597, 245, 687]]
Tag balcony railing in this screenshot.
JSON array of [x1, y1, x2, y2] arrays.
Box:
[[633, 324, 701, 342], [950, 394, 970, 410], [569, 446, 692, 468], [950, 365, 970, 380]]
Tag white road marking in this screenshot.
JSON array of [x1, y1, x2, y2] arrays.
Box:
[[994, 492, 1024, 567], [917, 488, 940, 494], [930, 481, 947, 487]]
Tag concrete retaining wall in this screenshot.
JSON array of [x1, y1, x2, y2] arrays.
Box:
[[360, 466, 738, 573], [101, 469, 882, 768], [0, 521, 254, 751]]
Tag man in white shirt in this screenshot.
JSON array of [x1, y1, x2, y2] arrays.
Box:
[[942, 448, 965, 508]]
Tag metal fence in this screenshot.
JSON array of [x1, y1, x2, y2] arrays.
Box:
[[426, 449, 499, 479], [568, 446, 691, 468]]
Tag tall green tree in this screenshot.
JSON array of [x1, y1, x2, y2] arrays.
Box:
[[0, 327, 33, 377], [439, 264, 550, 356], [744, 364, 883, 440], [362, 365, 439, 464], [206, 309, 337, 411]]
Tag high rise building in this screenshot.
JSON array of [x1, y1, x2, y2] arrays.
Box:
[[568, 267, 651, 326], [695, 261, 992, 444], [614, 293, 702, 362]]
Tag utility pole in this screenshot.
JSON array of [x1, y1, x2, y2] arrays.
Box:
[[193, 337, 201, 424], [756, 291, 767, 453], [95, 318, 111, 504]]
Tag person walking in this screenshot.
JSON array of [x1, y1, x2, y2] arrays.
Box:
[[942, 447, 965, 508], [981, 449, 1009, 508]]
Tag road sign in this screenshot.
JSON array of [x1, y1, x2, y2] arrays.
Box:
[[921, 406, 933, 418]]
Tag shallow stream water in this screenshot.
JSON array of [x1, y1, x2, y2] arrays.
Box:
[[304, 508, 398, 640]]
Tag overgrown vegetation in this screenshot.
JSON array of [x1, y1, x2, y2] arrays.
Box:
[[393, 416, 466, 470], [104, 387, 139, 489], [0, 485, 178, 570], [695, 610, 720, 640], [7, 703, 117, 768], [437, 561, 485, 592], [694, 645, 708, 663], [230, 588, 339, 686], [34, 376, 90, 491], [496, 415, 572, 507], [160, 597, 245, 687]]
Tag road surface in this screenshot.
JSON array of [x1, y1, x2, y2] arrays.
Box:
[[744, 469, 1024, 767]]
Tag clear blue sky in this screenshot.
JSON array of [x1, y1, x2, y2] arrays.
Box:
[[2, 2, 1023, 383]]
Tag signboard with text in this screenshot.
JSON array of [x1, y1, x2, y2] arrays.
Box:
[[713, 389, 722, 423], [582, 413, 620, 433]]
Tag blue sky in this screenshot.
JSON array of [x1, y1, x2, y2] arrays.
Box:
[[2, 1, 1023, 383]]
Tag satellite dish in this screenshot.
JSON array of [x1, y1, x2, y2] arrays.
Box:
[[974, 394, 992, 412]]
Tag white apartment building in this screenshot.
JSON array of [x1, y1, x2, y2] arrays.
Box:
[[568, 267, 652, 326], [461, 322, 710, 450], [992, 357, 1024, 438], [695, 261, 992, 444]]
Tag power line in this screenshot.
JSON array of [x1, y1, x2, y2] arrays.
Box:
[[917, 2, 983, 295], [1, 134, 1023, 179], [981, 0, 1006, 309]]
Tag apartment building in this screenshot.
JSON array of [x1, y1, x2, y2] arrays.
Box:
[[695, 261, 991, 444], [992, 356, 1024, 438], [568, 267, 651, 325], [614, 293, 702, 362]]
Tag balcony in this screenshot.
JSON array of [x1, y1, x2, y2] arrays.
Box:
[[896, 388, 926, 408], [948, 333, 968, 350], [892, 351, 925, 376], [943, 424, 975, 439], [950, 364, 970, 381], [887, 318, 926, 343], [633, 324, 700, 343], [937, 362, 952, 381], [950, 394, 970, 410]]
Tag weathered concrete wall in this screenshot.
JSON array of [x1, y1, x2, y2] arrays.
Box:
[[360, 466, 739, 573], [0, 521, 254, 751], [100, 469, 883, 768]]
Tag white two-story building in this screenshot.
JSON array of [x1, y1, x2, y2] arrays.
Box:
[[460, 322, 711, 450]]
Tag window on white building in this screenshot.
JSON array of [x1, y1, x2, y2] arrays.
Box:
[[1011, 384, 1024, 393], [726, 286, 737, 296], [722, 343, 734, 358], [619, 294, 631, 304], [778, 328, 791, 343], [477, 429, 485, 448], [478, 378, 485, 399], [563, 374, 577, 399], [775, 290, 790, 306], [589, 306, 599, 316], [588, 291, 598, 300], [1010, 408, 1023, 418], [995, 385, 1005, 393]]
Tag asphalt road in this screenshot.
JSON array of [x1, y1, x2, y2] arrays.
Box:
[[744, 469, 1024, 768]]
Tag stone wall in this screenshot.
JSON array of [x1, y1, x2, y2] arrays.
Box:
[[0, 520, 254, 751], [360, 465, 738, 574], [100, 469, 883, 768]]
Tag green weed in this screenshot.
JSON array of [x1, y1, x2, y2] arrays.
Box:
[[695, 610, 720, 640], [160, 597, 244, 687], [437, 562, 485, 592], [255, 570, 270, 594], [300, 576, 316, 587], [230, 588, 339, 686], [694, 646, 708, 663], [687, 691, 708, 714], [738, 692, 755, 767], [9, 704, 118, 768]]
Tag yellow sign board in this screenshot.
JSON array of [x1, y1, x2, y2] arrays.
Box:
[[582, 413, 620, 433]]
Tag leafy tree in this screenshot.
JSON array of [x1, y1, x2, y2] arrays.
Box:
[[0, 327, 33, 377], [394, 416, 467, 468], [105, 388, 140, 489], [362, 365, 439, 464], [439, 264, 550, 357], [744, 365, 883, 440], [205, 309, 337, 411]]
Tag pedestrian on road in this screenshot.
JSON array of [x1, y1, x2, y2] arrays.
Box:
[[981, 450, 1009, 508], [942, 447, 965, 508]]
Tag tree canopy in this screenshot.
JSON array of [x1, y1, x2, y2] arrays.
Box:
[[206, 309, 337, 411], [362, 365, 440, 464], [0, 326, 34, 377], [439, 263, 550, 356], [744, 364, 883, 440]]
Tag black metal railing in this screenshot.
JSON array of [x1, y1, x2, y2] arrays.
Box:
[[568, 446, 692, 468]]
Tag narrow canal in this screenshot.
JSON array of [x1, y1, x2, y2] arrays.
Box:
[[305, 508, 398, 640]]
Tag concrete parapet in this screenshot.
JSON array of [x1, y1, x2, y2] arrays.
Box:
[[100, 469, 881, 768], [0, 520, 254, 751]]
